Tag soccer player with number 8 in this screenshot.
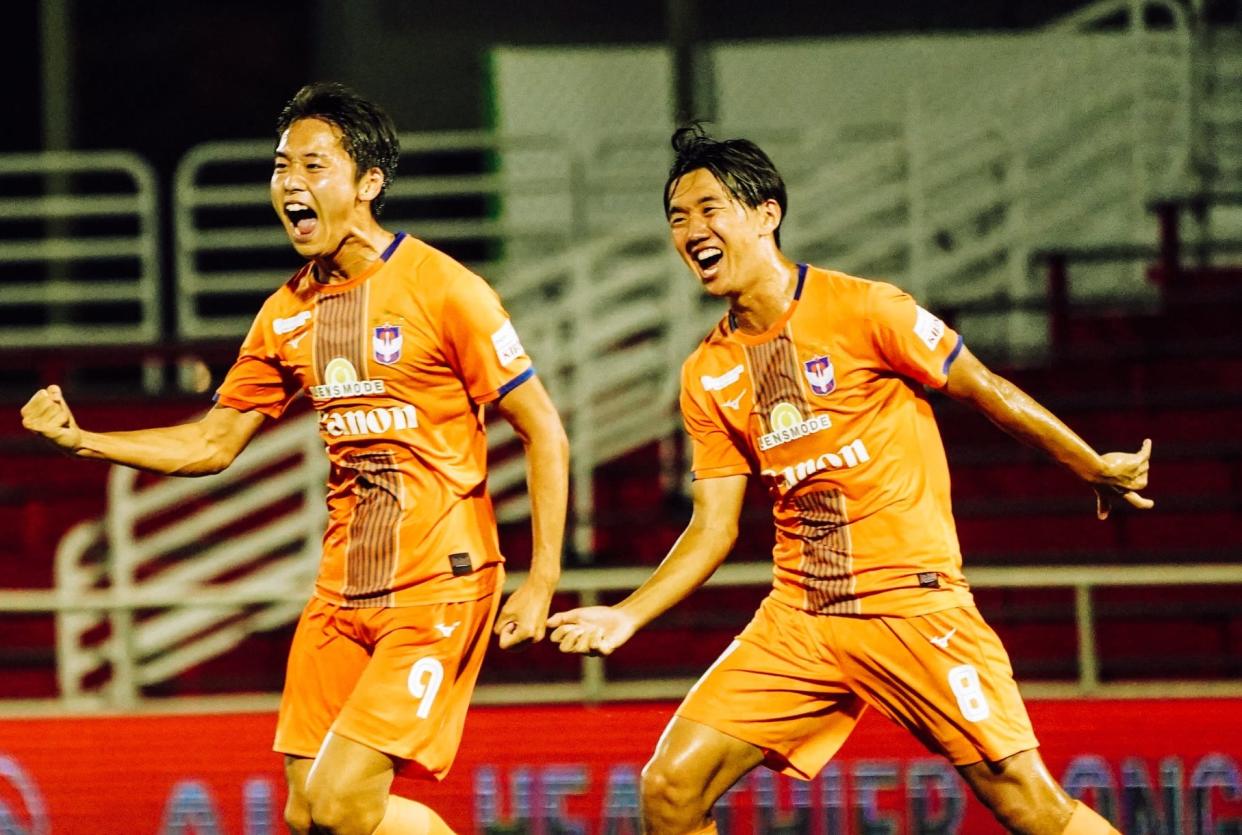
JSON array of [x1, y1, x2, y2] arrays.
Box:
[[549, 125, 1152, 835]]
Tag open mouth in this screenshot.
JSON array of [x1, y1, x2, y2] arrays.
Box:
[[694, 247, 723, 274], [285, 203, 319, 240]]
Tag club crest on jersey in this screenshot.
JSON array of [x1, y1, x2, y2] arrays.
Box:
[[803, 355, 836, 395], [372, 325, 402, 365]]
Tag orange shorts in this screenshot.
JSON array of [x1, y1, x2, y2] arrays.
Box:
[[676, 596, 1038, 778], [274, 571, 502, 780]]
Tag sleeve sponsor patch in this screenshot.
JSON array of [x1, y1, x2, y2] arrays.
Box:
[[491, 320, 525, 367], [913, 306, 946, 351]]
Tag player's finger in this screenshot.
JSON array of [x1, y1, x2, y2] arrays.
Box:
[[554, 628, 581, 652], [499, 629, 529, 650], [1095, 490, 1110, 521], [1138, 438, 1152, 460], [1123, 490, 1154, 511], [546, 610, 579, 629], [492, 618, 515, 637], [565, 628, 599, 655]]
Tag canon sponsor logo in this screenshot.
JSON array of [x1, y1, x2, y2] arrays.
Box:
[[320, 404, 418, 438], [765, 438, 871, 490]]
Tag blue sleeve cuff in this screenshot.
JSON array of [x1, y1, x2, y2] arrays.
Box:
[[497, 366, 536, 400]]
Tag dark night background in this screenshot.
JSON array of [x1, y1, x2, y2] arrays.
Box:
[[11, 0, 1110, 170]]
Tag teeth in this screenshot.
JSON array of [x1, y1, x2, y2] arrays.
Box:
[[286, 202, 308, 212], [695, 248, 722, 264]]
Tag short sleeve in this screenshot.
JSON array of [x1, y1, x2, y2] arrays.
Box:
[[214, 311, 300, 419], [680, 362, 751, 480], [442, 271, 534, 403], [867, 282, 964, 389]]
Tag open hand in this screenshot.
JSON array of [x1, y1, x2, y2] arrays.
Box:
[[20, 385, 82, 454], [547, 606, 637, 656], [1093, 438, 1153, 520]]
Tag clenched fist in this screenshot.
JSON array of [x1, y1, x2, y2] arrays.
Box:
[[21, 385, 83, 454]]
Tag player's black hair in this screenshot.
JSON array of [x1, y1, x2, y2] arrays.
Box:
[[664, 123, 788, 246], [276, 81, 400, 217]]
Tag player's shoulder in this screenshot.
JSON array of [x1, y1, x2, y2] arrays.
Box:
[[805, 265, 894, 305], [403, 235, 487, 287], [805, 266, 916, 323]]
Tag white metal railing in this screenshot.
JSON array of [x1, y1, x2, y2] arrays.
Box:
[[0, 150, 161, 347], [2, 562, 1239, 712], [172, 132, 576, 339], [43, 406, 538, 702], [52, 413, 327, 705]]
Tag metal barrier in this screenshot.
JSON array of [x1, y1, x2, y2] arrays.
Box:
[[1, 562, 1238, 714], [0, 150, 161, 347]]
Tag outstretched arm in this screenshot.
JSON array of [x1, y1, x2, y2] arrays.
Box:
[[549, 473, 747, 656], [21, 385, 266, 477], [942, 347, 1152, 519], [492, 376, 570, 649]]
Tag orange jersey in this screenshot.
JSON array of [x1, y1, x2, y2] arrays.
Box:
[[680, 265, 972, 616], [216, 234, 533, 607]]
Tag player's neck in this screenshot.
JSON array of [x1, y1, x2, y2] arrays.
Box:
[[728, 254, 799, 335], [310, 221, 396, 284]]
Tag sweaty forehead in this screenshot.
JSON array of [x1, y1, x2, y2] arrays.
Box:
[[276, 118, 349, 157]]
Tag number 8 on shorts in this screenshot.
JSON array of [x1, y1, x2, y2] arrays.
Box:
[[948, 664, 991, 722]]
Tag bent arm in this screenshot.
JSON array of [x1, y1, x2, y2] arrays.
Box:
[[24, 385, 265, 476], [942, 347, 1103, 479], [616, 473, 747, 630], [942, 346, 1151, 516], [68, 401, 264, 477]]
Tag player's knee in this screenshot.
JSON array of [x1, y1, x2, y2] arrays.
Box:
[[641, 758, 709, 823], [283, 796, 312, 835], [305, 785, 385, 835]]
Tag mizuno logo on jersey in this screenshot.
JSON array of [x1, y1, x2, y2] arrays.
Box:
[[701, 364, 744, 392], [765, 438, 872, 490], [720, 388, 747, 410]]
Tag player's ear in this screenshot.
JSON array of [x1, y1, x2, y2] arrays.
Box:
[[358, 167, 384, 203], [758, 198, 782, 237]]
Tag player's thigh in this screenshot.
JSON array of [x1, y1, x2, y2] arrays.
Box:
[[334, 591, 500, 778], [644, 714, 765, 804], [275, 599, 371, 760], [841, 606, 1038, 766], [676, 597, 865, 781]]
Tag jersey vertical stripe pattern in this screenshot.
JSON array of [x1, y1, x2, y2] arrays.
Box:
[[314, 284, 368, 383], [744, 328, 811, 432], [791, 488, 856, 613], [342, 451, 402, 605], [679, 265, 973, 617]]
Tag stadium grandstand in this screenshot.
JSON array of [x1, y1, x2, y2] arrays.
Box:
[[1, 0, 1240, 831]]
